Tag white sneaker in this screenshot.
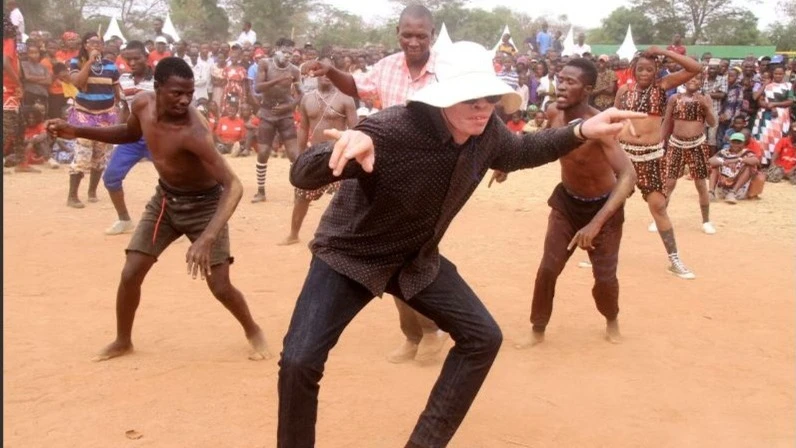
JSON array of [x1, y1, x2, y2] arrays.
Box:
[[105, 220, 135, 235], [724, 192, 738, 204], [702, 222, 716, 235], [648, 221, 658, 232], [47, 158, 59, 169], [668, 256, 696, 280], [578, 260, 592, 268]]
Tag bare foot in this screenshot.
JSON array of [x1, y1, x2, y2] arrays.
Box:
[[386, 340, 418, 364], [247, 328, 273, 361], [93, 340, 134, 362], [67, 198, 85, 209], [514, 330, 544, 349], [251, 193, 266, 203], [605, 320, 622, 344], [415, 331, 449, 363], [87, 196, 99, 203], [277, 235, 300, 246]]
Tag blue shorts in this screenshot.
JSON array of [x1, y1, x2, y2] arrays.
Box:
[[103, 138, 151, 191]]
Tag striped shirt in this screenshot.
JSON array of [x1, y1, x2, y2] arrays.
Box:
[[353, 51, 436, 108], [69, 58, 120, 112], [119, 68, 155, 108]]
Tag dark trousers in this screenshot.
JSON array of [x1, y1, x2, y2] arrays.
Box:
[[278, 256, 503, 448], [531, 186, 623, 332]]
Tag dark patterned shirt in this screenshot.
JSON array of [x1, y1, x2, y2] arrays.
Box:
[[290, 103, 582, 299]]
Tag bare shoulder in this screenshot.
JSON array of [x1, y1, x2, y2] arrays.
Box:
[[131, 91, 155, 113], [188, 107, 212, 138]]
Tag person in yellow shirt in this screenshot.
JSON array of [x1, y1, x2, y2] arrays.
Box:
[[497, 33, 517, 56]]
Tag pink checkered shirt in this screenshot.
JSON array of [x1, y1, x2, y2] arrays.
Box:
[[353, 51, 437, 108]]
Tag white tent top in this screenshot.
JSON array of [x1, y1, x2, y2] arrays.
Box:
[[162, 13, 180, 43], [491, 25, 517, 54], [103, 16, 126, 44], [616, 25, 638, 61], [433, 23, 453, 51], [561, 26, 575, 57]]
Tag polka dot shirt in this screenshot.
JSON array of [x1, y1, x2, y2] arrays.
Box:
[[290, 103, 582, 299]]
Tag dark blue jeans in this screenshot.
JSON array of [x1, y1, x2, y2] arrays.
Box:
[[278, 256, 503, 448]]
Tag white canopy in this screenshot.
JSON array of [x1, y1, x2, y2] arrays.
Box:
[[103, 16, 126, 44], [162, 13, 181, 43], [616, 25, 638, 61], [491, 24, 517, 54], [433, 23, 453, 51], [561, 26, 575, 57]]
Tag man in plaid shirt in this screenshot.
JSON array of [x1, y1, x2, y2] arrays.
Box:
[[302, 4, 450, 365], [702, 59, 727, 154]]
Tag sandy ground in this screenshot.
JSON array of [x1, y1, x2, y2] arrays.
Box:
[[3, 155, 795, 448]]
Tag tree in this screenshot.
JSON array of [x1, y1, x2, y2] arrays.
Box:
[[701, 10, 761, 45], [169, 0, 229, 41], [229, 0, 315, 45], [592, 7, 655, 44], [767, 0, 796, 50], [388, 0, 468, 13], [631, 0, 758, 44]]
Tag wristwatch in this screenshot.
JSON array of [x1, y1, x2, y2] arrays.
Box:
[[569, 118, 586, 141]]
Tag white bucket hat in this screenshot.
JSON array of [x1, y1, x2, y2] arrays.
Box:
[[409, 41, 522, 113]]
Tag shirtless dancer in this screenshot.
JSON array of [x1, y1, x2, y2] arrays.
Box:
[[279, 61, 357, 245], [514, 59, 636, 348], [662, 74, 718, 234], [615, 46, 701, 279], [251, 38, 302, 203], [47, 58, 271, 361]]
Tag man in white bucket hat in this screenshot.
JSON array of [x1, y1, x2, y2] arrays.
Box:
[[277, 41, 645, 447]]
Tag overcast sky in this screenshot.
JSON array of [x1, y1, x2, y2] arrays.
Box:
[[326, 0, 781, 30]]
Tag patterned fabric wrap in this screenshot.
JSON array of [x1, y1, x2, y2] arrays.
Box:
[[67, 107, 116, 174]]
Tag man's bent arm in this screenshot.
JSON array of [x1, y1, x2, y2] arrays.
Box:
[[74, 96, 144, 143], [290, 141, 366, 190], [490, 118, 583, 171], [589, 141, 636, 228], [190, 125, 243, 242], [324, 65, 359, 98]]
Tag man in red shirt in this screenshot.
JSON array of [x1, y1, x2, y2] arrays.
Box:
[[666, 34, 687, 56], [55, 31, 80, 63], [770, 131, 796, 183], [3, 16, 38, 173], [214, 102, 245, 155], [147, 36, 171, 68], [506, 110, 526, 134]]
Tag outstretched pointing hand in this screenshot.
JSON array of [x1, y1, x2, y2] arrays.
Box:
[[581, 107, 646, 140], [325, 129, 375, 177]]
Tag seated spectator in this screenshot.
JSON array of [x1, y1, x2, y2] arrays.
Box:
[[522, 110, 547, 134], [505, 110, 526, 135], [13, 107, 56, 170], [721, 115, 747, 149], [709, 132, 763, 203], [214, 103, 245, 155], [767, 129, 796, 184]]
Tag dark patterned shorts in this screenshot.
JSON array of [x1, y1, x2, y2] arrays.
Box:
[[620, 141, 667, 201], [666, 134, 710, 180]]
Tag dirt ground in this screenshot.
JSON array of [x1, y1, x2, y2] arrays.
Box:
[[3, 156, 794, 448]]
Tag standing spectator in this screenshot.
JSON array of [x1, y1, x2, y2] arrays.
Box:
[[237, 21, 257, 46], [173, 40, 188, 61], [497, 55, 519, 90], [152, 18, 174, 44], [20, 44, 51, 110], [572, 33, 591, 57], [221, 51, 248, 110], [536, 22, 552, 56], [144, 39, 154, 55], [719, 67, 743, 143], [702, 59, 727, 155], [247, 48, 266, 106], [56, 33, 80, 62], [46, 63, 68, 119], [210, 57, 226, 105], [752, 65, 794, 165], [199, 42, 214, 66], [552, 30, 564, 54], [8, 0, 24, 38], [615, 58, 633, 89], [187, 44, 211, 103], [592, 54, 617, 110], [65, 32, 120, 209], [147, 36, 171, 68], [497, 33, 517, 56], [537, 61, 557, 110], [3, 16, 37, 173], [667, 34, 687, 56]]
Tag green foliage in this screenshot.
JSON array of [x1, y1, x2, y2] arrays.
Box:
[[767, 0, 796, 50], [593, 7, 655, 44], [169, 0, 229, 41], [631, 0, 758, 44], [701, 10, 760, 46]]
